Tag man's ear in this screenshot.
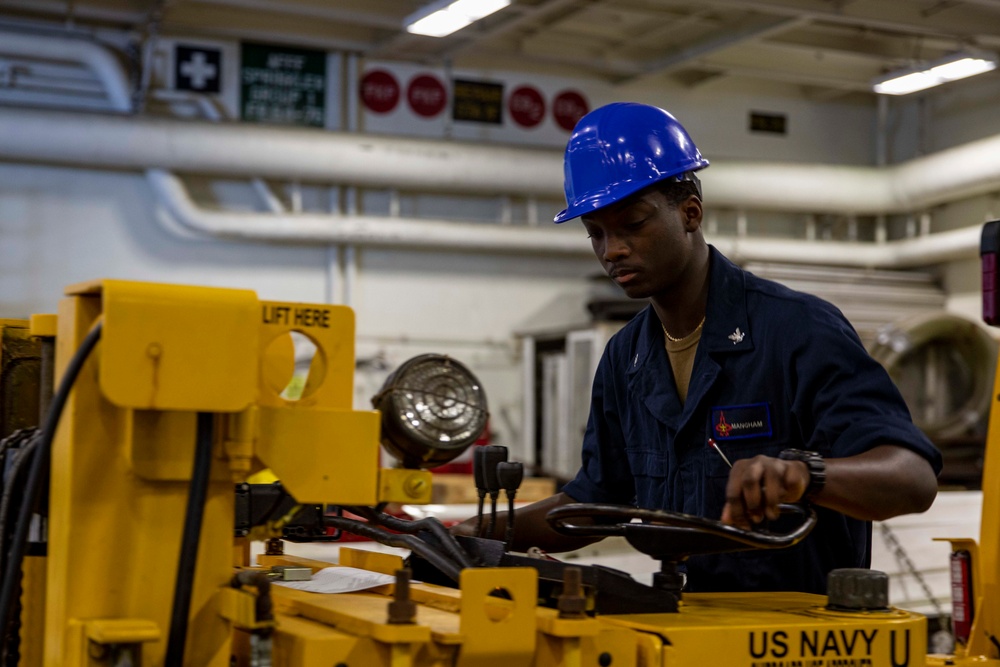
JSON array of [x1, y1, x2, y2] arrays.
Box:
[[680, 195, 703, 232]]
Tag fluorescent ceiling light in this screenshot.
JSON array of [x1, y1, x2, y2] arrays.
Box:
[[873, 52, 997, 95], [405, 0, 511, 38]]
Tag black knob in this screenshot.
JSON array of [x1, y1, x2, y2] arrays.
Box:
[[826, 568, 889, 611]]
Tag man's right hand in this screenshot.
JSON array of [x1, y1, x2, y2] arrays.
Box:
[[446, 492, 605, 554], [448, 516, 480, 539]]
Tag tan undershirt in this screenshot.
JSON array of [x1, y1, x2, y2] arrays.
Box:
[[664, 328, 702, 404]]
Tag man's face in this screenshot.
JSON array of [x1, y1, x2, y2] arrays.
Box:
[[580, 189, 700, 300]]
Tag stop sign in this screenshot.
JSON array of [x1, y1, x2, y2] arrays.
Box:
[[407, 74, 447, 118], [360, 69, 400, 114], [553, 90, 589, 131], [508, 85, 546, 128]]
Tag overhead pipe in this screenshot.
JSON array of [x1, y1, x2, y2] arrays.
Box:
[[5, 106, 1000, 214], [711, 225, 983, 269], [0, 108, 561, 197], [0, 31, 132, 112], [147, 169, 984, 268], [146, 169, 589, 255]]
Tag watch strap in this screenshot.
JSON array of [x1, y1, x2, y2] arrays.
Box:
[[778, 448, 826, 500]]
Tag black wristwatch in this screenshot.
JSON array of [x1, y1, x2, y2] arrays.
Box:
[[778, 449, 826, 500]]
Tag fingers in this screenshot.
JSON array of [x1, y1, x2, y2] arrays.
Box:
[[722, 455, 810, 528], [448, 517, 479, 538]]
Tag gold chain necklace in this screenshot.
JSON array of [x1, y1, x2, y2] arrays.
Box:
[[661, 316, 706, 342]]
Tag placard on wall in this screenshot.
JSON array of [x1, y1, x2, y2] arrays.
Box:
[[358, 61, 605, 147], [452, 79, 504, 124], [240, 42, 327, 127]]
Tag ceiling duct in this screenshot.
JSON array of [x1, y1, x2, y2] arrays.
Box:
[[0, 30, 132, 112], [3, 106, 1000, 216], [147, 169, 990, 267]]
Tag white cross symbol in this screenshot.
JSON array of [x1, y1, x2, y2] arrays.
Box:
[[180, 51, 217, 90]]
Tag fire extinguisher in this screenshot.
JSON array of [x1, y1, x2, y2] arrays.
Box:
[[950, 550, 975, 644]]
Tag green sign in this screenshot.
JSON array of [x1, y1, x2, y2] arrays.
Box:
[[241, 42, 326, 127], [452, 79, 503, 125]]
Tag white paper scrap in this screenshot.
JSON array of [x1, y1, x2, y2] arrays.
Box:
[[273, 566, 396, 594]]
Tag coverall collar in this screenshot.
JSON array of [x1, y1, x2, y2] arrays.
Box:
[[628, 245, 753, 374], [626, 246, 754, 429]]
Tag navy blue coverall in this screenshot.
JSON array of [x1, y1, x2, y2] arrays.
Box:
[[562, 246, 942, 593]]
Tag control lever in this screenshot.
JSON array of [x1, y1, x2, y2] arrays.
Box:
[[480, 445, 508, 539], [473, 447, 488, 537], [496, 461, 524, 550]]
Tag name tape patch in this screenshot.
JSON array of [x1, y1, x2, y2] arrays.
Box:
[[711, 402, 772, 440]]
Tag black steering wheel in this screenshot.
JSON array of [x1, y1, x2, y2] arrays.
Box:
[[546, 503, 816, 562]]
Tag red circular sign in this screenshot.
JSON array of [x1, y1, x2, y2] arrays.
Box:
[[360, 69, 400, 114], [508, 85, 546, 128], [553, 90, 590, 131], [407, 74, 447, 118]]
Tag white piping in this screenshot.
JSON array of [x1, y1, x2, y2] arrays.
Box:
[[5, 106, 1000, 214], [711, 225, 983, 269], [147, 169, 984, 267], [0, 31, 132, 112], [0, 32, 990, 268], [0, 108, 561, 197], [0, 99, 995, 266], [147, 169, 589, 255]]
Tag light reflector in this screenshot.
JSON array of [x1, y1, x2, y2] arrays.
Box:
[[372, 354, 488, 469], [873, 52, 997, 95], [405, 0, 512, 38]]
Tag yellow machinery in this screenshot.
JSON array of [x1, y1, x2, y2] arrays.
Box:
[[0, 274, 997, 667]]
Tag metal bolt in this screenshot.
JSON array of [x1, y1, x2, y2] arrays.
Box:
[[387, 568, 417, 624], [403, 475, 427, 498], [264, 538, 284, 556], [87, 641, 110, 661], [557, 566, 587, 619], [598, 653, 613, 667], [146, 342, 163, 358]]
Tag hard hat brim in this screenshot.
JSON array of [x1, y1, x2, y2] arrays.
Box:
[[553, 159, 709, 224]]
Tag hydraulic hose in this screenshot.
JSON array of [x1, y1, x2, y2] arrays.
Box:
[[346, 505, 475, 570], [0, 436, 39, 573], [324, 515, 462, 583], [0, 322, 102, 651], [164, 412, 215, 667]]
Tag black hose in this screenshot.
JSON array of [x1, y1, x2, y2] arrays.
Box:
[[164, 412, 215, 667], [0, 437, 39, 573], [0, 322, 102, 651], [346, 506, 475, 570], [324, 515, 462, 583]]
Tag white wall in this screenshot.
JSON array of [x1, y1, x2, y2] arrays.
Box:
[[889, 75, 1000, 161], [0, 161, 598, 456], [897, 75, 1000, 326], [618, 77, 878, 165], [5, 32, 1000, 466], [0, 164, 329, 315]]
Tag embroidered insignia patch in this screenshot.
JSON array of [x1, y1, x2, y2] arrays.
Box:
[[711, 403, 772, 440], [728, 327, 745, 344]]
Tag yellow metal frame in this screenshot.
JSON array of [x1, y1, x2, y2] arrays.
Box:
[[15, 277, 1000, 667], [35, 280, 439, 666]]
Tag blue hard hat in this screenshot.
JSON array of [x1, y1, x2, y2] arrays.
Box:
[[553, 102, 709, 224]]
